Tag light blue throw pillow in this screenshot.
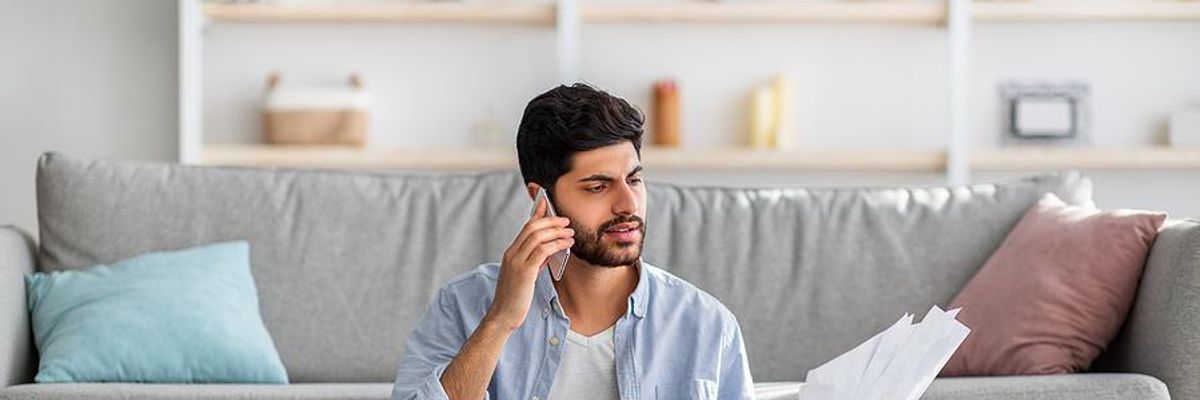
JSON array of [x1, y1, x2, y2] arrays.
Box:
[[26, 241, 288, 383]]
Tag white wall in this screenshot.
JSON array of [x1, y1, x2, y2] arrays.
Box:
[[0, 0, 179, 235]]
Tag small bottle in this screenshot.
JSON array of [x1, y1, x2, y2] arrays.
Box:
[[653, 79, 682, 147]]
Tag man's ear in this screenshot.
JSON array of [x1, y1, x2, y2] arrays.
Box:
[[526, 182, 541, 200]]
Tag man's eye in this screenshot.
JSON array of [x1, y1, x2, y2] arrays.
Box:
[[629, 178, 643, 185], [587, 186, 605, 193]]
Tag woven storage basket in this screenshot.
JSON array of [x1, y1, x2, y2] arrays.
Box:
[[262, 73, 369, 146]]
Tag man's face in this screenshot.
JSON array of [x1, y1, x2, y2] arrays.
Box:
[[549, 142, 646, 268]]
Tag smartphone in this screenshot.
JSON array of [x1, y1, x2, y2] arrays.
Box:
[[530, 187, 570, 281]]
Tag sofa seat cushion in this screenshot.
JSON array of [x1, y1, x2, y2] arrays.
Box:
[[0, 374, 1167, 400], [0, 383, 393, 400], [757, 374, 1168, 400]]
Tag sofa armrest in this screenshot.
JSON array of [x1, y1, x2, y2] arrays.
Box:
[[0, 225, 36, 388], [1095, 219, 1200, 400]]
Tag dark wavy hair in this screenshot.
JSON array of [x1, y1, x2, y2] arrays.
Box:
[[516, 83, 644, 196]]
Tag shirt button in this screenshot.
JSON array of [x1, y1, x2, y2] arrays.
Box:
[[542, 307, 549, 317], [549, 336, 560, 346], [532, 397, 540, 400]]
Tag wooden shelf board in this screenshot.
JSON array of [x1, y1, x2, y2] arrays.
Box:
[[202, 2, 1200, 25], [202, 144, 1200, 172], [973, 2, 1200, 22], [641, 148, 947, 170], [972, 147, 1200, 170], [201, 144, 947, 171], [581, 2, 946, 23], [202, 2, 557, 24], [201, 144, 519, 171]]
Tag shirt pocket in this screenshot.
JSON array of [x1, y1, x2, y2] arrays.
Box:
[[654, 378, 717, 400]]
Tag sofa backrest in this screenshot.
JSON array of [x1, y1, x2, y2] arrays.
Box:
[[36, 153, 1092, 382], [638, 174, 1092, 381]]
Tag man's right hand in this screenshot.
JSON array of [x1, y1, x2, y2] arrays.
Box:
[[438, 195, 576, 400], [486, 195, 574, 331]]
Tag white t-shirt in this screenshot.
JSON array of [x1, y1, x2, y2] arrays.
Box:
[[545, 324, 620, 400]]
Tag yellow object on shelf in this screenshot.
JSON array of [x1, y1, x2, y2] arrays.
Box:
[[772, 75, 796, 150], [749, 84, 775, 149], [748, 74, 796, 150]]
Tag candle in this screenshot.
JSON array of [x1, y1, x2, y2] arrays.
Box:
[[653, 79, 681, 147], [750, 84, 775, 149], [772, 74, 795, 149]]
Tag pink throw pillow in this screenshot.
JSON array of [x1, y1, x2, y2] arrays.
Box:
[[941, 193, 1166, 376]]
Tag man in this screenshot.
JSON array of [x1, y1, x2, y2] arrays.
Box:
[[391, 83, 755, 400]]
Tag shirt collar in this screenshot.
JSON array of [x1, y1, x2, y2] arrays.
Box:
[[536, 257, 649, 320]]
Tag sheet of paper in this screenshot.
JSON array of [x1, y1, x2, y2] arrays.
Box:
[[799, 306, 970, 400], [852, 314, 914, 400]]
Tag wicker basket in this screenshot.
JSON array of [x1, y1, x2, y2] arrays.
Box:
[[262, 73, 369, 146]]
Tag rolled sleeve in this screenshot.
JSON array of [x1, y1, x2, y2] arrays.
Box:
[[414, 361, 452, 400]]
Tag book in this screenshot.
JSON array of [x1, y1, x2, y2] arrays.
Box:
[[799, 306, 971, 400]]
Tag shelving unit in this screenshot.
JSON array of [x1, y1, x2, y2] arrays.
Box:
[[180, 0, 1200, 180]]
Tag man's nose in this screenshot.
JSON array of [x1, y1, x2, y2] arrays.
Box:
[[612, 182, 637, 216]]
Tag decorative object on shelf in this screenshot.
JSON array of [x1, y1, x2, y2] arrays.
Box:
[[1169, 107, 1200, 147], [262, 72, 370, 146], [471, 105, 508, 148], [772, 74, 796, 149], [749, 84, 774, 149], [747, 74, 796, 149], [652, 79, 681, 148], [999, 80, 1090, 147]]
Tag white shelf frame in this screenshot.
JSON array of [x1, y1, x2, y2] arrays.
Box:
[[946, 0, 970, 184], [179, 0, 203, 164], [178, 1, 1200, 177]]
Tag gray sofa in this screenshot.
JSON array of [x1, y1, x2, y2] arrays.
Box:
[[0, 153, 1195, 400]]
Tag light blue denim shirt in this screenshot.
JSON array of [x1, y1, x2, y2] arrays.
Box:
[[390, 259, 756, 400]]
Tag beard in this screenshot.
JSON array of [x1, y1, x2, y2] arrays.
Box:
[[567, 214, 646, 268]]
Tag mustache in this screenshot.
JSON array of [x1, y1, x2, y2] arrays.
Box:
[[599, 215, 645, 232]]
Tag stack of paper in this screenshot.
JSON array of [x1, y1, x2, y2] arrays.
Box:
[[799, 306, 971, 400]]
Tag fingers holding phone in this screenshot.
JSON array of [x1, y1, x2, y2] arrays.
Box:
[[487, 191, 575, 330], [531, 189, 571, 281]]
